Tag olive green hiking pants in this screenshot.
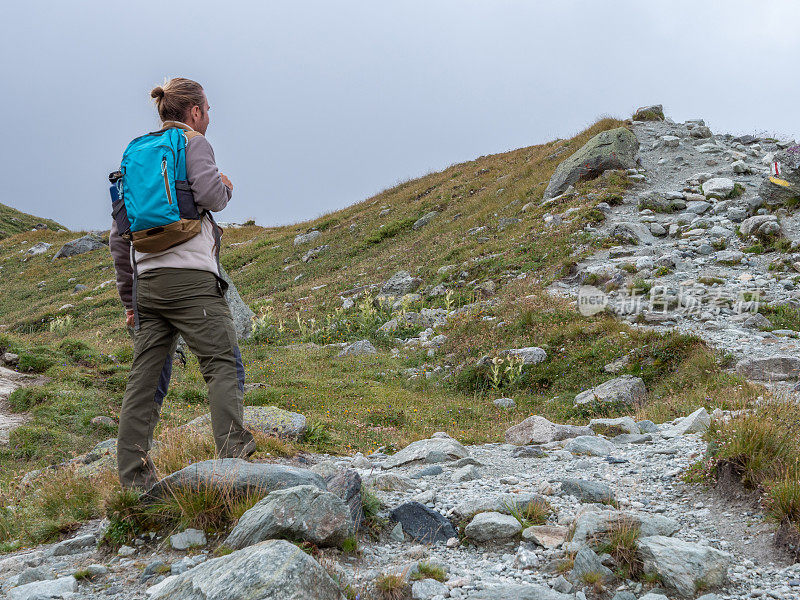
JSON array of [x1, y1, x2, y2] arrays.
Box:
[[117, 268, 255, 490]]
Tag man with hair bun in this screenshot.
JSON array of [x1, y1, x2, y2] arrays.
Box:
[[109, 77, 255, 490]]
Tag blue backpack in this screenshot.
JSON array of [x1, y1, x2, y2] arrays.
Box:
[[109, 127, 202, 252]]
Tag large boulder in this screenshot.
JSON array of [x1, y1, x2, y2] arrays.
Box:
[[504, 415, 592, 446], [9, 576, 77, 600], [383, 435, 469, 468], [338, 339, 377, 357], [735, 355, 800, 381], [503, 347, 547, 365], [145, 459, 325, 500], [758, 145, 800, 206], [146, 539, 345, 600], [638, 535, 731, 597], [632, 105, 665, 121], [543, 127, 639, 199], [219, 266, 255, 339], [739, 215, 781, 241], [52, 233, 106, 260], [224, 485, 351, 549], [183, 406, 307, 439], [574, 375, 646, 406]]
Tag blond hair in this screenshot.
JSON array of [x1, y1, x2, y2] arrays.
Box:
[[150, 77, 205, 123]]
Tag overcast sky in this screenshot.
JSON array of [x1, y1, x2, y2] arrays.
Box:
[[1, 1, 799, 231]]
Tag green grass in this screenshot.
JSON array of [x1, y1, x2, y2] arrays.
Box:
[[0, 202, 63, 240]]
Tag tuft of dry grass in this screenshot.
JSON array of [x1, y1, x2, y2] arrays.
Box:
[[595, 516, 642, 579]]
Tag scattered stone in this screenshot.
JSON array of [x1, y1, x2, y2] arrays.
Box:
[[568, 546, 614, 584], [522, 525, 568, 548], [325, 469, 363, 531], [588, 416, 639, 436], [338, 339, 377, 357], [412, 578, 449, 599], [493, 397, 516, 409], [565, 436, 616, 457], [170, 528, 207, 550], [464, 511, 521, 542], [559, 478, 615, 504], [294, 230, 321, 245], [505, 415, 592, 445], [574, 375, 646, 406], [51, 533, 96, 556], [503, 346, 547, 365], [383, 435, 469, 468], [389, 502, 457, 544], [413, 211, 438, 231], [701, 177, 735, 199]]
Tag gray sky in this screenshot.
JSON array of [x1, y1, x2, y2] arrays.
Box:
[[1, 1, 799, 231]]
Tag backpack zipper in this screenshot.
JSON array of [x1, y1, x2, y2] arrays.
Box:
[[161, 156, 173, 204]]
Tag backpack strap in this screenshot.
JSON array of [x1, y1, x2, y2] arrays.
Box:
[[184, 130, 203, 142]]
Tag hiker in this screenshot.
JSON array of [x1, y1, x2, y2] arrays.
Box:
[[109, 77, 255, 490]]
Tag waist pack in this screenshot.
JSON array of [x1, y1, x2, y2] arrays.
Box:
[[109, 127, 203, 252]]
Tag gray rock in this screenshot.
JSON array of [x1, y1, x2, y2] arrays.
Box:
[[383, 435, 469, 468], [669, 407, 711, 436], [588, 416, 639, 436], [638, 535, 731, 597], [633, 105, 665, 121], [218, 266, 255, 339], [609, 221, 655, 245], [568, 546, 614, 584], [26, 242, 51, 256], [521, 525, 568, 548], [715, 250, 743, 265], [543, 127, 639, 199], [225, 485, 351, 549], [412, 465, 444, 478], [51, 533, 96, 556], [184, 405, 307, 439], [16, 566, 55, 585], [294, 230, 321, 246], [564, 436, 616, 457], [504, 346, 547, 365], [735, 355, 800, 381], [381, 270, 423, 296], [338, 339, 377, 357], [464, 511, 521, 542], [9, 576, 77, 600], [325, 469, 363, 532], [413, 211, 439, 231], [743, 313, 772, 329], [559, 478, 615, 504], [170, 528, 206, 550], [389, 522, 404, 542], [702, 177, 735, 199], [569, 510, 679, 550], [739, 214, 780, 240], [301, 244, 329, 262], [412, 578, 449, 599], [493, 397, 516, 409], [611, 593, 637, 600], [452, 492, 550, 520], [637, 419, 659, 433], [452, 464, 481, 482], [505, 415, 593, 445], [574, 375, 646, 406], [759, 146, 800, 206], [389, 502, 457, 544], [612, 433, 653, 444], [146, 539, 345, 600], [52, 234, 106, 260], [514, 545, 541, 569], [146, 459, 325, 500], [511, 445, 547, 458]]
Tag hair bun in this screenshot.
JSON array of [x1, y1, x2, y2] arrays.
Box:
[[150, 86, 165, 100]]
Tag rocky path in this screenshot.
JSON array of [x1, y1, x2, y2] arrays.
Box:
[[3, 416, 799, 599], [0, 364, 39, 445], [548, 116, 800, 392]]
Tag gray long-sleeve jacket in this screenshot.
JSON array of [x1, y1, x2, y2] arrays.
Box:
[[109, 121, 231, 310]]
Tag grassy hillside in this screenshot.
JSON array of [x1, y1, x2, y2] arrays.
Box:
[[0, 202, 64, 240], [0, 116, 759, 486]]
